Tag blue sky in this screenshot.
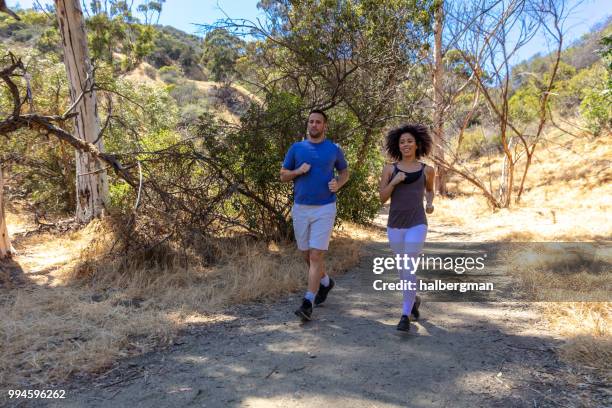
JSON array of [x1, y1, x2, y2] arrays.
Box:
[[8, 0, 612, 63], [9, 0, 266, 32]]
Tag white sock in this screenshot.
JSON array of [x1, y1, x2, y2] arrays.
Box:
[[320, 274, 330, 287]]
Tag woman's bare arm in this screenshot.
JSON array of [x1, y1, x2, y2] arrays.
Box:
[[379, 164, 405, 203], [425, 165, 435, 212]]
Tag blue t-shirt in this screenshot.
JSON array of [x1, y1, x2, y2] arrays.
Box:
[[282, 139, 348, 205]]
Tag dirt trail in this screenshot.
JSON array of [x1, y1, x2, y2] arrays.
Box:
[[19, 219, 606, 408]]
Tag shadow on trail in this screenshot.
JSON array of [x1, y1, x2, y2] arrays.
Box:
[[40, 242, 578, 408], [0, 257, 26, 288]]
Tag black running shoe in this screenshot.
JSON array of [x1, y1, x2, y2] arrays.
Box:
[[294, 298, 313, 321], [314, 278, 335, 305], [397, 315, 410, 332], [411, 295, 421, 321]]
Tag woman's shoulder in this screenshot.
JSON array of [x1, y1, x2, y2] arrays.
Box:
[[423, 163, 435, 174], [382, 163, 396, 173]]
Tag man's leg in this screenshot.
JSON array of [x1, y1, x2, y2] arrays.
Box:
[[308, 249, 326, 294], [309, 203, 336, 305], [302, 248, 332, 306], [302, 250, 310, 266], [293, 205, 316, 320], [294, 203, 335, 320], [305, 248, 330, 283], [302, 249, 318, 305]]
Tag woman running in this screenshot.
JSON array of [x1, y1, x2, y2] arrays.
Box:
[[379, 124, 434, 332]]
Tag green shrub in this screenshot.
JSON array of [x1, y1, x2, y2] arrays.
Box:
[[143, 65, 157, 80], [195, 91, 384, 239], [168, 81, 206, 105], [102, 80, 179, 154], [509, 85, 540, 124], [457, 128, 501, 158], [138, 129, 182, 152], [109, 182, 133, 212], [335, 155, 382, 226], [580, 87, 611, 134], [179, 103, 210, 125], [158, 65, 183, 84]]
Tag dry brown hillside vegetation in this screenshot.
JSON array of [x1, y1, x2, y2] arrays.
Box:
[[124, 61, 259, 124], [436, 130, 611, 241], [433, 130, 611, 374], [0, 207, 374, 388]]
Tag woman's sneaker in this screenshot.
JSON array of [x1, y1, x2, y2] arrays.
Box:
[[411, 295, 421, 321], [294, 298, 313, 321], [397, 315, 410, 331], [314, 278, 335, 305]]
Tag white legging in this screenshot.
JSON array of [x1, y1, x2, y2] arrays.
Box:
[[387, 224, 428, 316]]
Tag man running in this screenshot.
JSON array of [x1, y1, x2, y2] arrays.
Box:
[[280, 109, 349, 321]]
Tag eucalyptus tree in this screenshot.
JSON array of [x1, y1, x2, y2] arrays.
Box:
[[55, 0, 109, 222]]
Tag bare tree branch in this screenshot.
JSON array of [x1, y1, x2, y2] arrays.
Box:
[[0, 0, 21, 20]]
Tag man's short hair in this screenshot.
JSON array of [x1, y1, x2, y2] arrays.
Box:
[[309, 109, 328, 122]]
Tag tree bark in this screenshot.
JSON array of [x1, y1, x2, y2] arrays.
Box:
[[498, 138, 513, 207], [0, 165, 12, 259], [55, 0, 109, 223], [432, 1, 447, 195]]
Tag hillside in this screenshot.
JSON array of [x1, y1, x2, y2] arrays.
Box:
[[513, 15, 612, 84], [0, 10, 208, 81], [123, 59, 256, 123], [437, 131, 611, 241], [0, 7, 259, 124]]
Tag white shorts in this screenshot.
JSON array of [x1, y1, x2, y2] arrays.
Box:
[[291, 202, 337, 251]]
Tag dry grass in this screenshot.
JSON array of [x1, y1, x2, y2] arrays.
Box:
[[503, 244, 610, 300], [122, 61, 164, 86], [0, 287, 177, 386], [500, 244, 611, 372], [123, 61, 261, 125], [434, 131, 611, 241], [437, 129, 611, 371], [546, 302, 611, 375], [0, 215, 370, 389], [63, 220, 368, 309]]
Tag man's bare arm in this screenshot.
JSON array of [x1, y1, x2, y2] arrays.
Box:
[[336, 168, 349, 188], [328, 168, 349, 192], [280, 163, 311, 182]]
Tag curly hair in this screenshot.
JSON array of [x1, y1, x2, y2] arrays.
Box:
[[384, 124, 433, 161]]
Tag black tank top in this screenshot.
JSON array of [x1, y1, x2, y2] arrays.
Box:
[[387, 163, 427, 229]]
